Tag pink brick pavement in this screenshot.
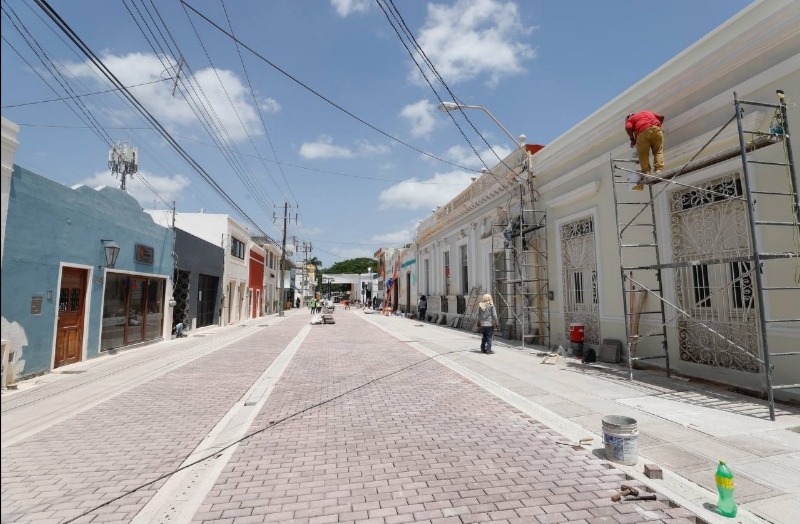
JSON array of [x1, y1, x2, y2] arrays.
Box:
[[1, 316, 308, 524], [192, 311, 691, 524]]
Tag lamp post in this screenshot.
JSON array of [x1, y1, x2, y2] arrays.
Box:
[[438, 102, 526, 151]]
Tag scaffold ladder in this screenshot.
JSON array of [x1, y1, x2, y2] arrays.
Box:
[[609, 90, 799, 420], [734, 90, 800, 420], [492, 179, 550, 352]]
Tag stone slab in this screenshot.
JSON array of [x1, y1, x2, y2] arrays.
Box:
[[744, 494, 800, 524]]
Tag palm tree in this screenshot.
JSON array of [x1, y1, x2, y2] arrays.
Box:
[[306, 256, 323, 291], [307, 256, 322, 270]]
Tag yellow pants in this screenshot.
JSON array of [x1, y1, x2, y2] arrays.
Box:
[[636, 126, 664, 174]]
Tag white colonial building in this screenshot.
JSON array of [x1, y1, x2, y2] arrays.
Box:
[[410, 0, 799, 405]]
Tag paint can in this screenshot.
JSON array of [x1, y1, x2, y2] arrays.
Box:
[[602, 415, 638, 465]]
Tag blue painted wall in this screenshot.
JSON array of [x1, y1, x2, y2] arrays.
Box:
[[1, 166, 174, 378]]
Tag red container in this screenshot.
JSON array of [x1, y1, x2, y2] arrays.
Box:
[[569, 323, 585, 343]]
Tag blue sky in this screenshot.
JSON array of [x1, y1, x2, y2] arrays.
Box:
[[1, 0, 754, 267]]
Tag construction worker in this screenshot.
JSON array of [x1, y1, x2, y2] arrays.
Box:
[[625, 111, 665, 190], [504, 214, 521, 249]]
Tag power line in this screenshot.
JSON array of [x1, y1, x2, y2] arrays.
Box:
[[31, 0, 270, 238], [178, 0, 478, 173], [220, 0, 298, 205], [376, 0, 516, 192], [0, 78, 171, 108], [119, 0, 280, 228]]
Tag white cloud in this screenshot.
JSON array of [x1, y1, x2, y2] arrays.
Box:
[[444, 143, 514, 169], [329, 246, 375, 260], [356, 140, 391, 156], [330, 0, 371, 17], [399, 100, 438, 138], [299, 135, 354, 159], [260, 97, 281, 113], [378, 170, 474, 210], [370, 229, 413, 245], [62, 52, 265, 142], [415, 0, 536, 86], [299, 135, 390, 160], [78, 170, 190, 208]]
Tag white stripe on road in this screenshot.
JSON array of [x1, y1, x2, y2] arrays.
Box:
[[130, 324, 311, 524]]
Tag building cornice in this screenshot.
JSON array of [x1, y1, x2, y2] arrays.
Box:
[[546, 182, 600, 209]]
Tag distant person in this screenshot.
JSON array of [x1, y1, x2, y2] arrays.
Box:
[[504, 214, 520, 249], [477, 294, 500, 354], [310, 299, 316, 314], [173, 320, 184, 338], [295, 297, 300, 308], [417, 295, 427, 322], [344, 299, 351, 310], [625, 110, 665, 190]]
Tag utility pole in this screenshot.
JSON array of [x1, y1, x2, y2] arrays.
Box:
[[275, 203, 297, 317], [296, 240, 313, 307]]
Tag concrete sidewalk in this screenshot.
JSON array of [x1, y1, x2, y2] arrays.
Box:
[[361, 312, 800, 524]]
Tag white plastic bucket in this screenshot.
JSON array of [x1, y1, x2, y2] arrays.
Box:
[[602, 415, 638, 465]]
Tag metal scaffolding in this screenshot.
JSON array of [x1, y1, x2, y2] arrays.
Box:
[[491, 176, 551, 352], [610, 91, 800, 421]]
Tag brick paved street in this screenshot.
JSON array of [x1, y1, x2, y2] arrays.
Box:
[[4, 308, 792, 523], [1, 318, 299, 523], [190, 312, 689, 524]]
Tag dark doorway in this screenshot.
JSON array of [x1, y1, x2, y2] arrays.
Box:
[[406, 273, 411, 314], [197, 274, 218, 328]]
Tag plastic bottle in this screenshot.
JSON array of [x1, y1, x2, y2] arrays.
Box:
[[715, 460, 737, 518]]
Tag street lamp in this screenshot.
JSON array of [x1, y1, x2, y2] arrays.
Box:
[[437, 101, 528, 169], [438, 102, 526, 150]]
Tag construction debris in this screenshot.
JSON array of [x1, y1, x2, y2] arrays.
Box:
[[611, 485, 656, 502]]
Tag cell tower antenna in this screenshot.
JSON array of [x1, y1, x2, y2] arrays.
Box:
[[108, 140, 139, 190]]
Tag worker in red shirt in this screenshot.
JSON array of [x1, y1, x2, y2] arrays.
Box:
[[625, 111, 665, 190]]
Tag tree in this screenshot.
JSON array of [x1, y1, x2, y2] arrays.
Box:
[[306, 256, 323, 288], [323, 257, 377, 275]]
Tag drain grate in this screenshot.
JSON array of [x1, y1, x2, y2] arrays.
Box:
[[56, 370, 86, 374]]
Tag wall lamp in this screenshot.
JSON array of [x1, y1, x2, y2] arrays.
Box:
[[100, 239, 120, 269]]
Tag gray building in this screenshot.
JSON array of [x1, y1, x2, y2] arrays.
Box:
[[173, 228, 224, 331]]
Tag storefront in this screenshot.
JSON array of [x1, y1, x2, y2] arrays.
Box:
[[100, 272, 166, 350]]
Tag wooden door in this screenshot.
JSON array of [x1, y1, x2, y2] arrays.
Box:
[[55, 267, 87, 368]]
